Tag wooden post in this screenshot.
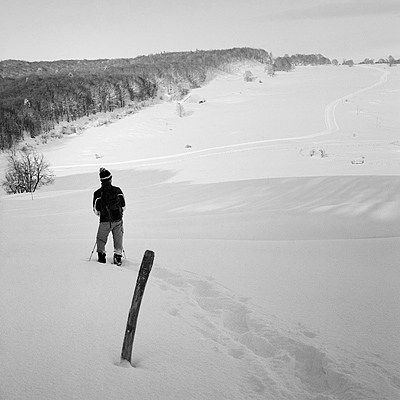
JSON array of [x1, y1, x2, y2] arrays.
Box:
[[121, 250, 155, 365]]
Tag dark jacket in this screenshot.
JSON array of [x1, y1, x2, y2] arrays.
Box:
[[93, 180, 126, 223]]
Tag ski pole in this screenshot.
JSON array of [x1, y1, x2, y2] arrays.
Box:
[[123, 249, 127, 259], [89, 241, 97, 261]]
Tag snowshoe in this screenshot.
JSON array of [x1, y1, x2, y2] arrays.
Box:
[[113, 253, 122, 266], [98, 252, 106, 263]]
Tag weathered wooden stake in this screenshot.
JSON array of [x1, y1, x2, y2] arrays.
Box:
[[121, 250, 155, 365]]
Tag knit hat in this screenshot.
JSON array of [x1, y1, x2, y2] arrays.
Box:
[[99, 167, 112, 181]]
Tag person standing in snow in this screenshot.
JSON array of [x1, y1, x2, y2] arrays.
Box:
[[92, 168, 126, 265]]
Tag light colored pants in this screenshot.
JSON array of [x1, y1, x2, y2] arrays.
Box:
[[96, 220, 124, 255]]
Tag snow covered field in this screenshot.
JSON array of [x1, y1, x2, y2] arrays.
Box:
[[1, 64, 399, 399]]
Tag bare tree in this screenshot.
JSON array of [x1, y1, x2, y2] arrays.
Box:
[[2, 149, 55, 195]]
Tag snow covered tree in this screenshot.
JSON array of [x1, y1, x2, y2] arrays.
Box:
[[343, 59, 354, 67], [266, 63, 275, 77], [361, 58, 374, 65], [274, 57, 292, 72], [175, 102, 186, 118], [244, 70, 254, 82], [2, 149, 55, 195]]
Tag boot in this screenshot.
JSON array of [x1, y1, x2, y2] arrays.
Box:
[[113, 253, 122, 266], [97, 252, 106, 263]]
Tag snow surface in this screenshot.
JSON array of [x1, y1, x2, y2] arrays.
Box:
[[1, 64, 400, 399]]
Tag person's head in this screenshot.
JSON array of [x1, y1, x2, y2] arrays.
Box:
[[99, 167, 112, 183]]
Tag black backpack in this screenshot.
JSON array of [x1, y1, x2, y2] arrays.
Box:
[[101, 188, 123, 222]]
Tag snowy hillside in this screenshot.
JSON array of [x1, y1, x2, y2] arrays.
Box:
[[1, 64, 399, 399]]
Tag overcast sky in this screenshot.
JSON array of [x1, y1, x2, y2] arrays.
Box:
[[1, 0, 399, 62]]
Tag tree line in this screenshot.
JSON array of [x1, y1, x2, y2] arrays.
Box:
[[271, 53, 331, 73], [0, 48, 269, 150], [359, 55, 399, 66], [273, 54, 399, 72], [2, 47, 396, 151]]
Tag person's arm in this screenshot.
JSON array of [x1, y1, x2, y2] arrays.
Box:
[[93, 192, 101, 216], [118, 189, 126, 212]]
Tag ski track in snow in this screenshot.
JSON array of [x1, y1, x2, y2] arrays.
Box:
[[52, 65, 389, 174]]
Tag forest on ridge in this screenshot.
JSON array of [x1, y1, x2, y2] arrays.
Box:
[[3, 47, 395, 151]]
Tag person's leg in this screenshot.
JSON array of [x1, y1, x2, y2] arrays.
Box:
[[111, 220, 124, 263], [97, 222, 111, 254]]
